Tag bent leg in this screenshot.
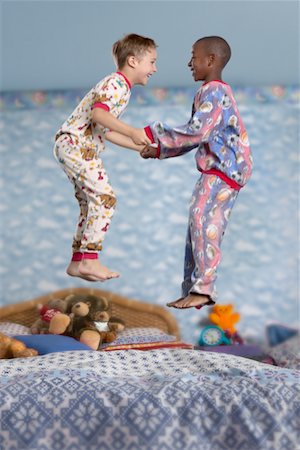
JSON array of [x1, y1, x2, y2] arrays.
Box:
[[75, 162, 119, 280], [55, 136, 118, 280]]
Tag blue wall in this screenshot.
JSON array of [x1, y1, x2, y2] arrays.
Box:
[[1, 0, 299, 91]]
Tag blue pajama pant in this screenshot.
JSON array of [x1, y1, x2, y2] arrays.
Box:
[[182, 174, 239, 302]]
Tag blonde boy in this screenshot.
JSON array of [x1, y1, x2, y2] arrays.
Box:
[[54, 34, 157, 281]]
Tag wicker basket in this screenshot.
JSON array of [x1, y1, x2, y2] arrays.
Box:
[[0, 287, 180, 339]]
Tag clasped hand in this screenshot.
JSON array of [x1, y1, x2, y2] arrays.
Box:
[[131, 128, 151, 145], [140, 144, 158, 159]]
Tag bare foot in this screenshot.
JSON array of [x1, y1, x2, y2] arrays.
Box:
[[66, 261, 99, 282], [167, 294, 214, 309], [79, 259, 120, 281]]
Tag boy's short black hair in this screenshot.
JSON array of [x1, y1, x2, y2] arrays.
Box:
[[195, 36, 231, 67]]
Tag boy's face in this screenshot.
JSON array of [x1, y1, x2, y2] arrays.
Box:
[[133, 47, 157, 85], [188, 42, 210, 81]]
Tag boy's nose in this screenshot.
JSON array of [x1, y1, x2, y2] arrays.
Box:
[[188, 60, 192, 67]]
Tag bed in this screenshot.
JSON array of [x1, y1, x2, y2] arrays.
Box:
[[0, 288, 299, 450]]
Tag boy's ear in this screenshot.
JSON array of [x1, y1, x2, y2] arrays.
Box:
[[127, 55, 138, 68], [207, 54, 215, 66]]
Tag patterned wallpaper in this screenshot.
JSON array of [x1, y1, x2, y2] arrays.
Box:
[[0, 86, 299, 344]]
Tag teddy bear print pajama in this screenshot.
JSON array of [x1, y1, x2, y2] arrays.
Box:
[[54, 72, 131, 253]]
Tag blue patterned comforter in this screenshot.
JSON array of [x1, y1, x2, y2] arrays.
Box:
[[0, 349, 299, 450]]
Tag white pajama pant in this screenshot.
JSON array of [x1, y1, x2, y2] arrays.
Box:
[[54, 134, 116, 253]]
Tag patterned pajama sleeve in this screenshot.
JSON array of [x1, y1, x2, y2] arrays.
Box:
[[149, 84, 224, 159]]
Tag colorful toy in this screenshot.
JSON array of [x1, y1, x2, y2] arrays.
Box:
[[49, 294, 125, 350], [209, 304, 240, 333], [30, 298, 69, 334], [199, 325, 231, 346], [198, 303, 244, 346]]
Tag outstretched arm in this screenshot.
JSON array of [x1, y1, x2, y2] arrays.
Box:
[[105, 130, 145, 152], [92, 109, 150, 146], [146, 83, 224, 159]]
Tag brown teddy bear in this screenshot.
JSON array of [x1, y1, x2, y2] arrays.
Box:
[[0, 332, 38, 359], [49, 294, 125, 350], [30, 298, 70, 335]]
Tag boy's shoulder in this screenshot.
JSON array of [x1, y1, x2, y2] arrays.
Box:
[[201, 80, 231, 94], [95, 72, 118, 86], [196, 81, 232, 103], [94, 72, 130, 92]]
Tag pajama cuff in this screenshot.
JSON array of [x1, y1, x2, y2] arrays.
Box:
[[72, 252, 98, 261], [91, 103, 110, 111], [144, 126, 161, 158]]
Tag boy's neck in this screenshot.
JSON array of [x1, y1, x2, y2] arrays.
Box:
[[117, 67, 135, 87], [203, 69, 223, 84]]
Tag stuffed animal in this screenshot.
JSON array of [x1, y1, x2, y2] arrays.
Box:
[[0, 332, 38, 359], [49, 294, 125, 350], [209, 304, 240, 334], [30, 297, 70, 334]]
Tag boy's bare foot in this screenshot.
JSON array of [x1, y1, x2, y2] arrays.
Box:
[[79, 259, 120, 281], [66, 261, 99, 282], [167, 294, 214, 309]]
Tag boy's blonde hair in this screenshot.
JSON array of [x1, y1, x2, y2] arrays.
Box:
[[112, 34, 157, 69]]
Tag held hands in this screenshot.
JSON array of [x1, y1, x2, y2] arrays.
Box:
[[140, 143, 158, 159], [131, 128, 151, 145]]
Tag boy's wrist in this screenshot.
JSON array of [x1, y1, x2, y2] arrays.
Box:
[[144, 126, 160, 158]]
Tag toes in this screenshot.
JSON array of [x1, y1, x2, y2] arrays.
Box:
[[167, 302, 180, 308], [167, 301, 186, 309], [107, 273, 120, 280]]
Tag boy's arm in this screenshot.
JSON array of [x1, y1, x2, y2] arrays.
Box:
[[144, 84, 224, 159], [105, 130, 145, 152], [92, 109, 150, 146]]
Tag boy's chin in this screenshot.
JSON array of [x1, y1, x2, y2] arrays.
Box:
[[191, 72, 203, 82], [135, 77, 150, 86]]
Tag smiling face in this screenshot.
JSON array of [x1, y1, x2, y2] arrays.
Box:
[[132, 47, 157, 85], [188, 42, 211, 82]]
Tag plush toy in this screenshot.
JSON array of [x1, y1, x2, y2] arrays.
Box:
[[0, 332, 38, 359], [209, 304, 240, 334], [49, 294, 125, 350], [30, 298, 70, 334]]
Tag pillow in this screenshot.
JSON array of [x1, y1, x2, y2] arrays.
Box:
[[0, 322, 31, 336], [14, 334, 92, 355], [266, 324, 299, 346], [100, 327, 192, 351], [12, 327, 192, 354], [101, 327, 176, 347]]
